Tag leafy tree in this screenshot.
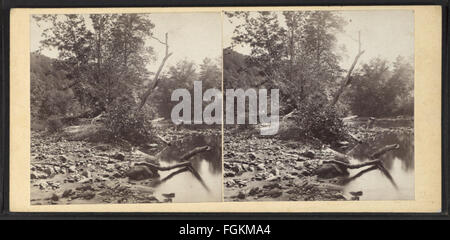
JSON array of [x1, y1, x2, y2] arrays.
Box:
[[226, 11, 345, 113], [347, 57, 414, 117]]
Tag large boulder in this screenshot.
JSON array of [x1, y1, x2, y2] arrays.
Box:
[[126, 166, 159, 180]]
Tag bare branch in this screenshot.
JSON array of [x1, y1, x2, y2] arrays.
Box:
[[330, 31, 364, 106], [137, 32, 172, 111]]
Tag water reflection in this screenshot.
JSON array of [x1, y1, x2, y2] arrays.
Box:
[[343, 130, 414, 200], [152, 134, 222, 203]]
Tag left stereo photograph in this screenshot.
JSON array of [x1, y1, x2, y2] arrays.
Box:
[[29, 12, 223, 205]]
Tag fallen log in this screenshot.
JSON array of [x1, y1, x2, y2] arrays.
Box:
[[127, 145, 211, 180], [369, 144, 400, 160], [316, 144, 400, 179], [322, 159, 382, 169]]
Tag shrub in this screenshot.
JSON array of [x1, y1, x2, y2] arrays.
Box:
[[104, 96, 153, 144], [38, 90, 74, 118], [294, 97, 346, 144], [47, 117, 63, 133]]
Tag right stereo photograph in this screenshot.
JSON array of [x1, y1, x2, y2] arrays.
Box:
[[222, 10, 415, 202]]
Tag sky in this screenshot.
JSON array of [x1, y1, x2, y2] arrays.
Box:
[[30, 12, 223, 73], [223, 10, 414, 69]]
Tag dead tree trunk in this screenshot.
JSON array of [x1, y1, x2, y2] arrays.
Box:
[[128, 145, 212, 191], [137, 33, 173, 111], [330, 31, 365, 106]]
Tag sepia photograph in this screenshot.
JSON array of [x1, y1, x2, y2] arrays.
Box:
[[223, 10, 415, 201], [6, 4, 442, 214], [29, 12, 223, 205]]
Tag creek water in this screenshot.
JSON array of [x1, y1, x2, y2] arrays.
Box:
[[152, 134, 222, 203], [342, 125, 414, 200]]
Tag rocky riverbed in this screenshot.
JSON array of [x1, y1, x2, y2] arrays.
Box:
[[223, 122, 413, 202], [30, 126, 221, 205]]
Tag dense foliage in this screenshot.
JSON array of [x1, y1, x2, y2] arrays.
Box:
[[346, 57, 414, 117], [225, 11, 414, 142]]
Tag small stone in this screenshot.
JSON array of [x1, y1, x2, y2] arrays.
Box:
[[224, 171, 235, 177], [81, 169, 91, 178], [350, 191, 363, 197], [59, 155, 68, 163], [39, 182, 48, 190], [266, 189, 282, 198], [270, 168, 280, 176], [237, 191, 246, 199], [248, 153, 257, 160], [30, 171, 38, 179], [62, 189, 73, 198], [50, 193, 59, 201], [248, 187, 260, 196], [112, 152, 125, 161], [300, 150, 315, 159], [68, 166, 77, 173], [162, 193, 175, 198], [256, 163, 265, 171], [79, 178, 92, 184], [231, 164, 243, 174], [42, 166, 55, 177], [79, 191, 96, 200]]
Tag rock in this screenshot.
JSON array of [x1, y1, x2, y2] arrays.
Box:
[[266, 175, 280, 182], [350, 191, 363, 197], [112, 152, 125, 161], [113, 172, 123, 178], [315, 163, 349, 179], [62, 189, 73, 198], [50, 193, 59, 201], [79, 191, 96, 200], [299, 170, 310, 176], [256, 163, 265, 171], [162, 193, 175, 198], [81, 169, 91, 178], [303, 161, 312, 168], [270, 168, 280, 176], [79, 178, 92, 184], [231, 164, 243, 174], [31, 171, 47, 179], [39, 182, 48, 190], [237, 191, 246, 199], [224, 171, 235, 177], [42, 166, 55, 177], [266, 189, 282, 198], [68, 166, 77, 173], [59, 155, 68, 163], [126, 166, 159, 180], [300, 150, 315, 159], [334, 193, 347, 200], [224, 162, 232, 169], [224, 152, 235, 158], [248, 187, 260, 196], [241, 164, 249, 171], [95, 145, 110, 151], [248, 153, 257, 160]]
